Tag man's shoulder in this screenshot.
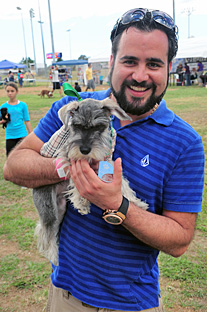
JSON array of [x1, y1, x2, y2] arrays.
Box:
[[173, 114, 200, 137]]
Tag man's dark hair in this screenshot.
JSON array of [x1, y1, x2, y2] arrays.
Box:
[[111, 19, 178, 64]]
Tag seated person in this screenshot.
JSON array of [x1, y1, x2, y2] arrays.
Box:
[[190, 68, 197, 84], [74, 82, 81, 92]]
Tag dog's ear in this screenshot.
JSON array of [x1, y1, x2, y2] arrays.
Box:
[[1, 108, 8, 118], [100, 98, 131, 121], [58, 101, 80, 126]]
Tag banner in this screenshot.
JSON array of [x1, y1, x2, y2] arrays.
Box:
[[46, 52, 62, 59]]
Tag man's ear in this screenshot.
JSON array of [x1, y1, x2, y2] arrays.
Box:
[[169, 61, 173, 72], [110, 54, 114, 69]]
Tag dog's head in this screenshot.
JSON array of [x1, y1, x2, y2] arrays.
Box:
[[1, 107, 9, 118], [58, 98, 131, 128], [57, 98, 131, 160], [0, 108, 10, 128], [48, 91, 53, 97]]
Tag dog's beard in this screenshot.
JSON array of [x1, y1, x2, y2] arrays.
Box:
[[67, 144, 109, 162], [63, 129, 112, 162], [109, 68, 168, 116]]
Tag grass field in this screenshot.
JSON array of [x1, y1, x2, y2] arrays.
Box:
[[0, 84, 206, 311]]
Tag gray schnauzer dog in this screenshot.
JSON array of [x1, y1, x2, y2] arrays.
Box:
[[33, 98, 148, 265]]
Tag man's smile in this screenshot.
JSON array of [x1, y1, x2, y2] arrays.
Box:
[[130, 86, 148, 92]]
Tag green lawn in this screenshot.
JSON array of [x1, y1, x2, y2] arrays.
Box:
[[0, 84, 206, 311]]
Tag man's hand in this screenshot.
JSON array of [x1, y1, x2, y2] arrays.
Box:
[[69, 158, 123, 211]]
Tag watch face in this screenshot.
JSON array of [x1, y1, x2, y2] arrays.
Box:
[[103, 214, 123, 225]]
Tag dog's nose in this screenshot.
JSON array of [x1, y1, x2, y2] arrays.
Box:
[[80, 146, 91, 155]]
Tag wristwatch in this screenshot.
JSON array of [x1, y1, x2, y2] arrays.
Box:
[[102, 196, 129, 225]]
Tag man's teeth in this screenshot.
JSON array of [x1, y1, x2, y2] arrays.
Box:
[[130, 86, 147, 91]]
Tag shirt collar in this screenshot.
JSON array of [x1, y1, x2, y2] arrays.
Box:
[[112, 99, 175, 130], [148, 99, 174, 126]]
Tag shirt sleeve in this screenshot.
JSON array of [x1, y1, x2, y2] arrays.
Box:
[[22, 102, 30, 121], [163, 136, 205, 213]]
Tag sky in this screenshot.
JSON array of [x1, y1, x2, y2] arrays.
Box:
[[0, 0, 206, 67]]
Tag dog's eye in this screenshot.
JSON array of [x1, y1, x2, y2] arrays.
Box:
[[93, 125, 106, 132], [73, 124, 84, 131]]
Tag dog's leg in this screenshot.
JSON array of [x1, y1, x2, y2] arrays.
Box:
[[66, 180, 91, 215], [121, 177, 148, 210], [33, 181, 68, 265]]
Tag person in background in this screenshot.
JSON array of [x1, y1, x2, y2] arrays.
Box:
[[25, 71, 29, 79], [0, 82, 32, 156], [190, 67, 197, 84], [184, 62, 191, 86], [51, 65, 63, 97], [3, 8, 204, 312], [176, 62, 184, 84], [8, 71, 14, 82], [4, 77, 8, 85], [200, 70, 207, 87], [100, 74, 103, 85], [85, 63, 95, 91], [74, 82, 81, 92], [197, 60, 204, 86], [17, 70, 23, 88]]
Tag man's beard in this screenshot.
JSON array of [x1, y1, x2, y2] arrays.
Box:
[[109, 70, 168, 116]]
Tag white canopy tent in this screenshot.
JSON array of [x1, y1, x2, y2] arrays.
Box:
[[176, 37, 207, 59]]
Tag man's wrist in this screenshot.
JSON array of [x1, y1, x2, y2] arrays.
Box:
[[55, 158, 67, 180], [102, 196, 129, 225]]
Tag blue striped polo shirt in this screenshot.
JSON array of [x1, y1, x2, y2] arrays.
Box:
[[34, 89, 204, 311]]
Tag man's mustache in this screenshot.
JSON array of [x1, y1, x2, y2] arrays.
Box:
[[124, 79, 154, 89]]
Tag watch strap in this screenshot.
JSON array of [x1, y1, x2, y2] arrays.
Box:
[[117, 196, 129, 220]]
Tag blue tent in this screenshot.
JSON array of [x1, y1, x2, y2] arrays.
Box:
[[52, 59, 88, 66], [0, 59, 27, 69]]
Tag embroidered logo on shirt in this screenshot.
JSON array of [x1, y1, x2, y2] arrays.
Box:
[[141, 155, 149, 167]]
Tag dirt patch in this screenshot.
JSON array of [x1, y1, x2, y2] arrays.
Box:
[[0, 83, 108, 98], [0, 286, 48, 312], [0, 85, 50, 97]]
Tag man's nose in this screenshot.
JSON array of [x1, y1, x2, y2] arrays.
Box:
[[131, 65, 149, 82]]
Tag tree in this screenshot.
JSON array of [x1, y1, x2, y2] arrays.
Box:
[[20, 57, 34, 65], [78, 55, 88, 60]]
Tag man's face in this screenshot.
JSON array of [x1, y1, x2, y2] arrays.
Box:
[[110, 28, 172, 116]]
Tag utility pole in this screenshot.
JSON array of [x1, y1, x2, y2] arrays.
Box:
[[182, 7, 195, 38], [38, 0, 47, 77], [173, 0, 175, 23], [17, 7, 29, 69], [29, 8, 37, 73], [48, 0, 55, 64], [66, 29, 72, 59]]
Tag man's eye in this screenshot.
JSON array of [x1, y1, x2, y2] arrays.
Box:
[[148, 63, 160, 68], [124, 60, 136, 65]]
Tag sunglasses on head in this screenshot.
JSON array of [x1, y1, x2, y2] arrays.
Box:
[[111, 8, 178, 42]]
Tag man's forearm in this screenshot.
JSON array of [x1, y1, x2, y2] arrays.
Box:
[[123, 203, 197, 258], [3, 149, 61, 188]]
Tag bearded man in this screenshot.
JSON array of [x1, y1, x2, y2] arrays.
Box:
[[3, 8, 204, 312]]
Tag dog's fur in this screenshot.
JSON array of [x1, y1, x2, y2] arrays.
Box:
[[38, 90, 54, 98], [0, 108, 11, 129], [33, 98, 148, 265]]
